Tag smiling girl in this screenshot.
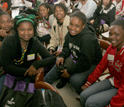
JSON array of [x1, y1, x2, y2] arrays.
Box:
[[37, 3, 54, 44], [44, 11, 102, 93], [80, 19, 124, 107], [0, 11, 13, 47], [0, 13, 55, 93]]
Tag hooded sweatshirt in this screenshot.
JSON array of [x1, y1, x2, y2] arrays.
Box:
[[59, 24, 102, 75]]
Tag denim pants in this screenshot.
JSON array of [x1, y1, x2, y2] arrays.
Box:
[[44, 64, 96, 94], [80, 79, 118, 107]]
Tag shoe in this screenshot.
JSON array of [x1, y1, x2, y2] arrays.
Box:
[[76, 95, 80, 101], [56, 79, 68, 89]]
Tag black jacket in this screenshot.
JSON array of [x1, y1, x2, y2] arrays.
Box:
[[0, 34, 55, 77], [59, 24, 102, 75], [92, 3, 116, 26]]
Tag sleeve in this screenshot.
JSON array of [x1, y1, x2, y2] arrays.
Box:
[[0, 36, 27, 77], [2, 2, 8, 10], [32, 39, 55, 69], [59, 34, 70, 59], [110, 62, 124, 107], [84, 46, 110, 87], [47, 24, 59, 51], [92, 7, 100, 20], [65, 0, 70, 9], [108, 5, 116, 25], [85, 2, 97, 18], [67, 36, 99, 75]]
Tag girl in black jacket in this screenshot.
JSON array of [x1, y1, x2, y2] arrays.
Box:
[[90, 0, 116, 34]]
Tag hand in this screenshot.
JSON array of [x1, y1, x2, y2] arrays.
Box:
[[81, 85, 87, 91], [24, 65, 37, 76], [56, 57, 64, 67], [0, 29, 7, 38], [36, 67, 44, 74], [90, 20, 95, 24], [61, 69, 70, 78], [49, 50, 53, 54], [53, 51, 60, 58]]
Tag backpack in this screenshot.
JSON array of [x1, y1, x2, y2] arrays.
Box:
[[32, 89, 67, 107]]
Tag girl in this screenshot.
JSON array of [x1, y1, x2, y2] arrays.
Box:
[[0, 13, 55, 93], [44, 11, 102, 93], [46, 3, 70, 88], [0, 11, 13, 47], [47, 2, 70, 57], [80, 19, 124, 107], [37, 3, 54, 44], [90, 0, 116, 34]]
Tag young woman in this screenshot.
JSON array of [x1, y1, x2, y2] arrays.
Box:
[[44, 11, 102, 93], [37, 3, 54, 44], [0, 13, 55, 93], [0, 11, 13, 47], [90, 0, 116, 33], [80, 19, 124, 107], [47, 2, 70, 57]]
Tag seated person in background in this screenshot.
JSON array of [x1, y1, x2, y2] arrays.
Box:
[[0, 11, 14, 47], [77, 0, 97, 19], [47, 3, 70, 58], [80, 19, 124, 107], [113, 0, 124, 19], [37, 3, 54, 45], [90, 0, 115, 34], [0, 13, 55, 93], [1, 0, 11, 12], [44, 11, 102, 94]]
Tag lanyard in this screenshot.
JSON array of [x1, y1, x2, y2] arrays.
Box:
[[58, 25, 63, 46]]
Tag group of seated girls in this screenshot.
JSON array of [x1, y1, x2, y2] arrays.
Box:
[[0, 0, 124, 107]]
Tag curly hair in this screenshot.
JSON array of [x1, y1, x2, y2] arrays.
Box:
[[53, 2, 68, 16], [38, 3, 53, 17]]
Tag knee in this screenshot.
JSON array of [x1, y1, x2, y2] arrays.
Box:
[[85, 97, 94, 107], [80, 91, 89, 106]]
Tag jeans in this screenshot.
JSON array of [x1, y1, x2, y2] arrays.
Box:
[[44, 64, 96, 94], [80, 79, 118, 107]]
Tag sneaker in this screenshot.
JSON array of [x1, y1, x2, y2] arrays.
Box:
[[56, 78, 69, 89]]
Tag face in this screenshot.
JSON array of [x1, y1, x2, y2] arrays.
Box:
[[38, 6, 49, 18], [17, 21, 34, 43], [69, 17, 85, 36], [0, 14, 12, 32], [103, 0, 110, 6], [80, 0, 87, 5], [55, 6, 65, 22], [109, 25, 124, 50]]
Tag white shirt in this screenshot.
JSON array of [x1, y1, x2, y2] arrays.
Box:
[[77, 0, 97, 19]]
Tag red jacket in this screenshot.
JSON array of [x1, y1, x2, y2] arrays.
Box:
[[85, 45, 124, 107]]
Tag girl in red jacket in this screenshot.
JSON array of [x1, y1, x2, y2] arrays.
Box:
[[80, 19, 124, 107]]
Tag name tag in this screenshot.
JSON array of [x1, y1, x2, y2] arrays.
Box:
[[107, 54, 114, 61], [27, 54, 35, 61], [57, 46, 62, 51]]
